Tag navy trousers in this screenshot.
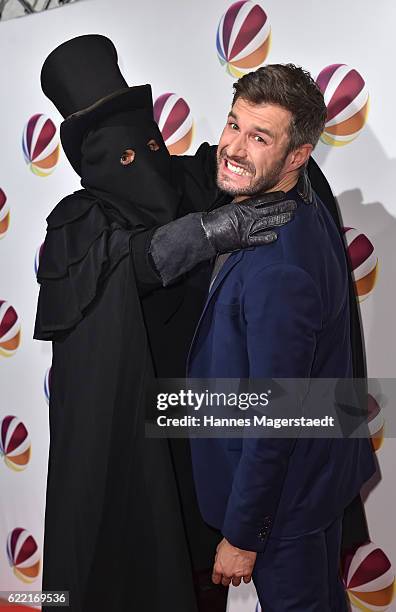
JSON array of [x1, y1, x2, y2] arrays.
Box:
[[253, 516, 349, 611]]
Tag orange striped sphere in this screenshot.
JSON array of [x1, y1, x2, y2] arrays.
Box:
[[22, 113, 60, 176], [0, 300, 21, 356], [343, 542, 395, 611], [0, 188, 10, 239], [216, 0, 271, 78], [343, 228, 378, 301], [0, 415, 31, 471], [6, 528, 40, 583], [316, 64, 369, 146], [154, 93, 193, 155]]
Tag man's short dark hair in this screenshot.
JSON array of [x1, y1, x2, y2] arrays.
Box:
[[232, 63, 327, 154]]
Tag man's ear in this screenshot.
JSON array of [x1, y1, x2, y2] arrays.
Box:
[[286, 144, 313, 173]]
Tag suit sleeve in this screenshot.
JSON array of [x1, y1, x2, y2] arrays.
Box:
[[221, 263, 323, 552]]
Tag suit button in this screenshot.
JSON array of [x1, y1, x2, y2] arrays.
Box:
[[258, 516, 272, 541], [258, 528, 267, 541], [258, 527, 269, 541]]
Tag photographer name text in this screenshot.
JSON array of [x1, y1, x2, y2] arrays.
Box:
[[156, 415, 335, 429]]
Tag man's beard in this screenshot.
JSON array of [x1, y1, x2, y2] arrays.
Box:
[[216, 151, 288, 197]]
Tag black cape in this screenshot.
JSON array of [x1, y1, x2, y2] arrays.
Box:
[[35, 141, 231, 612], [35, 192, 202, 612]]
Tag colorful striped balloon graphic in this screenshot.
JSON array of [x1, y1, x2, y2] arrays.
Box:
[[316, 64, 369, 146], [343, 228, 378, 301], [0, 415, 31, 471], [343, 542, 395, 611], [22, 113, 60, 176], [368, 394, 385, 452], [0, 300, 21, 356], [154, 93, 193, 154], [44, 367, 52, 405], [7, 528, 40, 583], [216, 1, 271, 78], [0, 188, 10, 239]]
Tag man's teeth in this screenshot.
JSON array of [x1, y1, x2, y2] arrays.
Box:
[[226, 160, 251, 176]]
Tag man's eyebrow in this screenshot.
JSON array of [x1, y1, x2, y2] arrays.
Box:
[[253, 126, 274, 138], [227, 110, 274, 138]]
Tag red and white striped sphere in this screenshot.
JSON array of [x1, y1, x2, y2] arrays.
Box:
[[7, 528, 40, 583], [0, 415, 31, 471], [154, 93, 193, 155], [367, 394, 385, 452], [343, 542, 395, 611], [343, 228, 378, 301], [216, 0, 271, 78], [316, 64, 369, 146], [0, 188, 10, 239], [0, 300, 21, 357], [22, 113, 60, 176]]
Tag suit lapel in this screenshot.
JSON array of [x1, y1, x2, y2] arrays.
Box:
[[186, 249, 245, 373], [209, 250, 243, 296]]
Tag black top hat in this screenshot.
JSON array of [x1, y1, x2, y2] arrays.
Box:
[[41, 34, 153, 174]]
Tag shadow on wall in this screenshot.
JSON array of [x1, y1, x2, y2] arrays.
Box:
[[336, 185, 395, 373], [336, 131, 396, 380]]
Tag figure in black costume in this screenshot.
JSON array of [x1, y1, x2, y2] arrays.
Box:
[[35, 35, 299, 612]]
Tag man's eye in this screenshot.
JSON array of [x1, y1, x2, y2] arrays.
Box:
[[254, 135, 266, 143], [147, 139, 160, 151], [228, 122, 238, 130]]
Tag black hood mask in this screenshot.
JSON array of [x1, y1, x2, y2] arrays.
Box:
[[80, 110, 181, 229]]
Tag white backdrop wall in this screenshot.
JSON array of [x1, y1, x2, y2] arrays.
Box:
[[0, 1, 395, 610]]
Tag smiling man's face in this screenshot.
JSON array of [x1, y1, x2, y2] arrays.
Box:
[[216, 97, 293, 200]]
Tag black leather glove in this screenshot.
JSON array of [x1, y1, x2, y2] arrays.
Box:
[[149, 191, 297, 287], [201, 191, 297, 253]]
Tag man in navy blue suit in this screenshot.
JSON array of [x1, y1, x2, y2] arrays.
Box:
[[187, 64, 376, 611]]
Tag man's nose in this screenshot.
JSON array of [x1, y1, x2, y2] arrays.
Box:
[[226, 133, 247, 159]]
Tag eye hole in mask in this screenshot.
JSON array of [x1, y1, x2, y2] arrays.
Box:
[[147, 139, 160, 152], [120, 149, 135, 165]]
